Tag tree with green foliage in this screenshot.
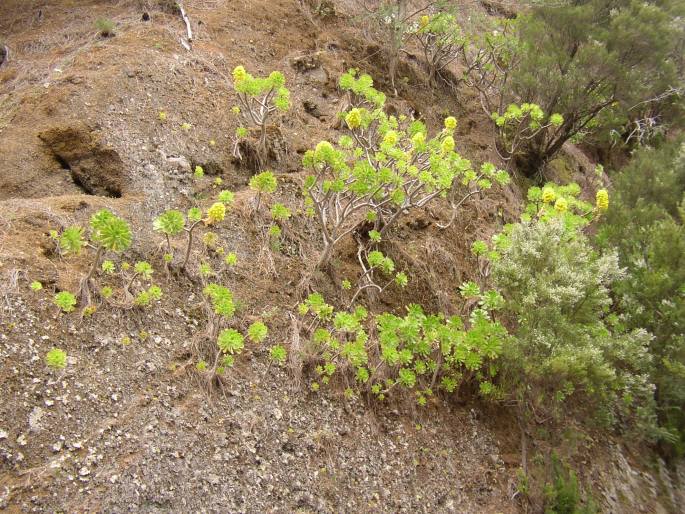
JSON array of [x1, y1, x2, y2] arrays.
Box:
[[597, 140, 685, 456], [461, 0, 683, 175]]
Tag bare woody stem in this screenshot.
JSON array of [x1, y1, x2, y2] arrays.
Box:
[[182, 221, 202, 271], [86, 246, 104, 284]]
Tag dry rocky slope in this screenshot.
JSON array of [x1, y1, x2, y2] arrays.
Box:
[[0, 1, 683, 512]]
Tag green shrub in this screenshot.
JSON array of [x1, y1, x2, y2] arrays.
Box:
[[489, 215, 654, 428], [544, 454, 597, 514], [413, 12, 464, 86], [270, 344, 287, 365], [597, 140, 685, 453], [95, 18, 115, 37], [249, 170, 277, 212], [56, 209, 132, 304], [247, 321, 268, 343], [154, 194, 230, 271], [298, 291, 507, 404], [459, 1, 682, 172]]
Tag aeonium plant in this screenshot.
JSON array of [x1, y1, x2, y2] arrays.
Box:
[[56, 209, 132, 305], [302, 70, 509, 269], [153, 191, 233, 272], [231, 65, 291, 165]]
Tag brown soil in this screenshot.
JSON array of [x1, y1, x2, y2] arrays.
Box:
[[0, 1, 681, 512]]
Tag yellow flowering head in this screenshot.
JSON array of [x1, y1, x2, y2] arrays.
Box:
[[158, 111, 167, 122], [382, 130, 399, 147], [441, 135, 455, 154], [541, 187, 556, 204], [444, 116, 458, 131], [411, 131, 425, 147], [314, 141, 335, 162], [207, 202, 226, 224], [596, 189, 609, 211], [554, 197, 568, 213], [345, 108, 362, 129], [232, 65, 247, 82], [420, 15, 430, 29]]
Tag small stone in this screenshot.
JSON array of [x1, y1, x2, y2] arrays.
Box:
[[17, 434, 27, 446], [0, 429, 7, 440], [79, 466, 90, 477], [29, 407, 44, 432]]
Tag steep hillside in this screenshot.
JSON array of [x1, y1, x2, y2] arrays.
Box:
[[1, 1, 683, 512]]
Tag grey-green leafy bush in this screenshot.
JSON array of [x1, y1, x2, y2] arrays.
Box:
[[489, 215, 655, 429]]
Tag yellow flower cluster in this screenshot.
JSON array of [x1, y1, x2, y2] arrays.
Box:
[[345, 108, 362, 129], [232, 65, 247, 82], [441, 135, 455, 154], [542, 187, 556, 204], [596, 189, 609, 211], [554, 198, 568, 213], [206, 202, 226, 224], [411, 131, 425, 146], [383, 130, 399, 146], [444, 116, 458, 130]]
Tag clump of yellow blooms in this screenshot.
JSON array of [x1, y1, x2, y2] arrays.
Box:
[[206, 202, 226, 224], [411, 131, 425, 147], [542, 187, 556, 204], [383, 130, 399, 146], [345, 108, 362, 129], [232, 65, 247, 82], [596, 189, 609, 211], [441, 135, 455, 154], [444, 116, 458, 131], [554, 198, 568, 213], [420, 15, 430, 28]]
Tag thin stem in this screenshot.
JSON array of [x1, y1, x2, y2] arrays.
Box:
[[182, 221, 202, 271]]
